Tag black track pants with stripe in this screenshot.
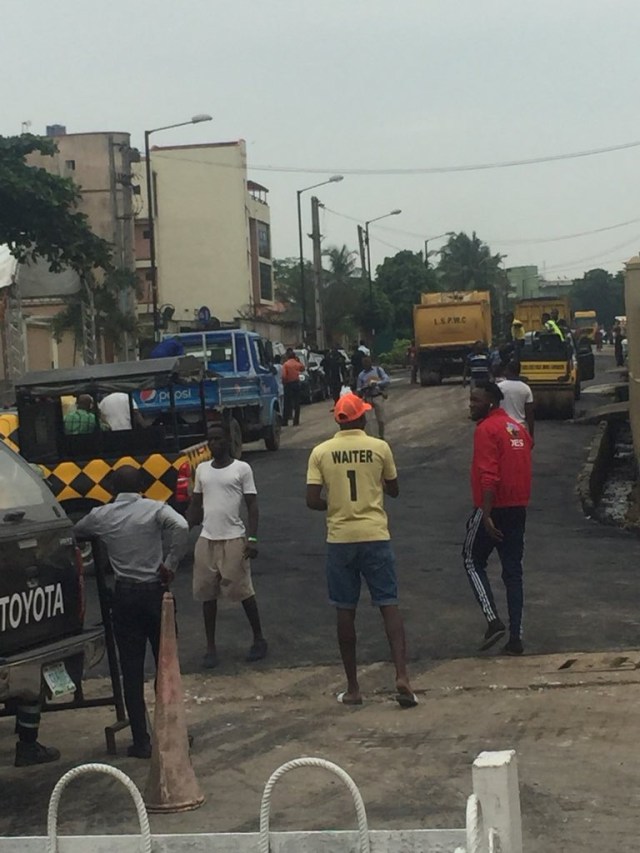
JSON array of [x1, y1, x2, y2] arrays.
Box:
[[462, 506, 526, 639]]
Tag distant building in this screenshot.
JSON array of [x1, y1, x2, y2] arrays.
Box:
[[539, 277, 575, 295], [10, 129, 140, 370], [134, 139, 296, 342], [506, 266, 540, 300]]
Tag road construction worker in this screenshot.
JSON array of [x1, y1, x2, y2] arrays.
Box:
[[511, 319, 525, 346], [541, 312, 564, 339]]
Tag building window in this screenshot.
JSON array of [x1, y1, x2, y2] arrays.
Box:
[[142, 229, 151, 240], [65, 160, 76, 171], [259, 262, 273, 302], [257, 221, 271, 259]]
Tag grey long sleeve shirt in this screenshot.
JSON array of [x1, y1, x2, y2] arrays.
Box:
[[73, 492, 189, 582]]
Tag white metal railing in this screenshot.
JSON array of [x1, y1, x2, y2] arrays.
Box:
[[2, 750, 522, 852]]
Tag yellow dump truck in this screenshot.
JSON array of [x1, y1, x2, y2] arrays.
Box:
[[573, 310, 598, 343], [413, 290, 492, 385], [513, 296, 571, 334]]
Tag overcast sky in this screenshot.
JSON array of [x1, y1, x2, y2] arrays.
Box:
[[5, 0, 640, 279]]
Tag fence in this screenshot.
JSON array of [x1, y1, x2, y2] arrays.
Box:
[[0, 751, 523, 853]]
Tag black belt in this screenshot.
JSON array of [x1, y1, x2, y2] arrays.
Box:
[[115, 577, 163, 590]]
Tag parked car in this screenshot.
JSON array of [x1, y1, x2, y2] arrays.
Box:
[[0, 439, 104, 722], [294, 349, 328, 404]]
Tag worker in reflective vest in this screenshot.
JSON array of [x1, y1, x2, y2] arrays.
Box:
[[541, 312, 564, 339]]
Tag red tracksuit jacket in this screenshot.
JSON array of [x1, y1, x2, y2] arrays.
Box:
[[471, 408, 532, 508]]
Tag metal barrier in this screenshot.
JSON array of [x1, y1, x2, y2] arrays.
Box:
[[1, 750, 523, 852]]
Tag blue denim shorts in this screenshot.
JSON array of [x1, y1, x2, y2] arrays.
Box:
[[326, 541, 398, 609]]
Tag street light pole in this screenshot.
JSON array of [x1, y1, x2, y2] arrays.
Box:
[[296, 175, 343, 343], [424, 231, 455, 268], [144, 114, 212, 340], [363, 209, 401, 338]]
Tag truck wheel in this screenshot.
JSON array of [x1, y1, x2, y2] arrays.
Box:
[[264, 415, 281, 451], [420, 368, 441, 386], [229, 417, 243, 459], [574, 380, 581, 400]]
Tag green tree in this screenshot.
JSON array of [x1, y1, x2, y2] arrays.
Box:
[[375, 249, 437, 338], [321, 245, 361, 342], [437, 231, 505, 296], [273, 256, 316, 330], [570, 268, 625, 328], [51, 269, 137, 357], [0, 134, 111, 272]]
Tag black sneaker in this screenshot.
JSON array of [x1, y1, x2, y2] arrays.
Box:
[[479, 619, 506, 651], [127, 742, 152, 759], [246, 638, 268, 662], [15, 741, 61, 767], [502, 638, 524, 656]]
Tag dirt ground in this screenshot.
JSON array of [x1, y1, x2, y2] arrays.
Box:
[[2, 650, 640, 852]]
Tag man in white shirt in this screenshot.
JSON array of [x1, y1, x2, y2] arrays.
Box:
[[187, 426, 267, 668], [498, 361, 535, 437], [99, 392, 144, 431]]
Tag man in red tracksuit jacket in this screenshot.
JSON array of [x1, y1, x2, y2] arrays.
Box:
[[464, 381, 533, 655]]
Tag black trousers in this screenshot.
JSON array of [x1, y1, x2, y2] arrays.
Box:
[[283, 381, 301, 425], [112, 582, 164, 747], [462, 506, 526, 639]]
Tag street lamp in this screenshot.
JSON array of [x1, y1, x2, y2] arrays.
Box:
[[296, 175, 343, 342], [144, 113, 213, 339], [364, 209, 401, 335], [424, 231, 455, 268]]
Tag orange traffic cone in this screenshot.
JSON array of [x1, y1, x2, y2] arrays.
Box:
[[144, 591, 205, 813]]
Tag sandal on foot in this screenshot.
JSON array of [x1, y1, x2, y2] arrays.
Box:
[[395, 691, 419, 709], [337, 691, 363, 706]]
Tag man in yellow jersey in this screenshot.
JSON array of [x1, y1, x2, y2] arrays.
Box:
[[306, 392, 417, 708]]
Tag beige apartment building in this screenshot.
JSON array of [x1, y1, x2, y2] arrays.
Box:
[[134, 139, 293, 341], [1, 128, 138, 380]]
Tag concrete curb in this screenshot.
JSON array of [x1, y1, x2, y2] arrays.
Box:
[[576, 420, 614, 517]]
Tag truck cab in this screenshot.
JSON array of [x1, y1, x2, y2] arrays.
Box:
[[0, 439, 104, 713], [151, 329, 281, 454]]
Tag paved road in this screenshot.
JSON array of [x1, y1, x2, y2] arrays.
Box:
[[86, 351, 640, 677]]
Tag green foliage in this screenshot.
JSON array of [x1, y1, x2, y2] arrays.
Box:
[[52, 269, 137, 353], [378, 338, 411, 366], [0, 134, 112, 273], [375, 250, 437, 338], [570, 268, 625, 328], [273, 256, 316, 329], [322, 245, 362, 342], [437, 231, 506, 296]]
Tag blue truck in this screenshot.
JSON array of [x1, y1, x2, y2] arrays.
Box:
[[137, 329, 281, 457]]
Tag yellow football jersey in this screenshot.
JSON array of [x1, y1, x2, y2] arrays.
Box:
[[306, 429, 397, 543]]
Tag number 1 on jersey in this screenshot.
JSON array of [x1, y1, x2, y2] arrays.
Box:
[[346, 469, 358, 501]]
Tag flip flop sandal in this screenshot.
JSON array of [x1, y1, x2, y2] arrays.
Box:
[[395, 691, 419, 709], [337, 691, 363, 706]]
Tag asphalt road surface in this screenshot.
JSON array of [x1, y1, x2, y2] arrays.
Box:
[[86, 351, 640, 678]]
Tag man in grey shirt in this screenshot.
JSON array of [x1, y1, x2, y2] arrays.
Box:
[[74, 466, 188, 758]]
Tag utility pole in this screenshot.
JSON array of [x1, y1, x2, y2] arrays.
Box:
[[357, 225, 367, 283], [81, 277, 97, 366], [5, 277, 26, 383], [310, 196, 325, 350]]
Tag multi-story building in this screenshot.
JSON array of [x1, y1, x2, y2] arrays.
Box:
[[134, 139, 296, 342], [4, 128, 139, 374]]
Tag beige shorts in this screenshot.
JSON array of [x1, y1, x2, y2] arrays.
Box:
[[193, 536, 255, 602]]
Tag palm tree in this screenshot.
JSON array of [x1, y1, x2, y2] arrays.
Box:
[[321, 245, 360, 342], [437, 232, 505, 295], [52, 269, 137, 361]]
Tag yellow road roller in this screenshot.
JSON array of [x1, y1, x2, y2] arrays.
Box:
[[519, 332, 594, 419]]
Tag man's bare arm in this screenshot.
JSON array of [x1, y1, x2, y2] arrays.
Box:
[[244, 494, 259, 539], [186, 493, 203, 528], [306, 484, 327, 511], [383, 477, 399, 498]]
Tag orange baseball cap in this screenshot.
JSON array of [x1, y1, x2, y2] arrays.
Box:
[[334, 392, 372, 424]]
